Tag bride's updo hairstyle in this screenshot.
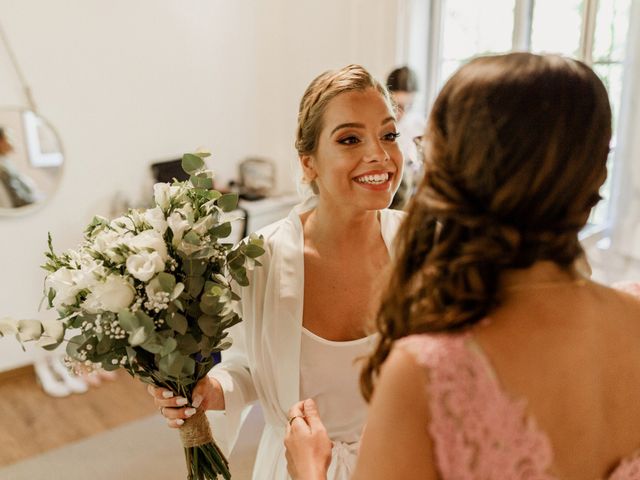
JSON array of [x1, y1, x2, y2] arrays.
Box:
[[294, 64, 394, 193], [361, 52, 612, 400]]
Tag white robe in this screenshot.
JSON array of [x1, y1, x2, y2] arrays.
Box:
[[209, 197, 405, 479]]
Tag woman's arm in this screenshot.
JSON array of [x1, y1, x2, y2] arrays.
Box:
[[352, 347, 438, 480]]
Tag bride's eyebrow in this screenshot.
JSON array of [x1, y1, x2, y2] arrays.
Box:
[[330, 122, 365, 135], [330, 117, 396, 136]]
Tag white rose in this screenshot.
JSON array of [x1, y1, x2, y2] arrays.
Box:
[[45, 268, 83, 308], [126, 251, 165, 282], [82, 274, 135, 313], [167, 212, 190, 246], [143, 207, 168, 234], [128, 230, 168, 261]]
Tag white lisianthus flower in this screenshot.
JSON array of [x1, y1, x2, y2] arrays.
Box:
[[126, 251, 165, 282], [110, 215, 136, 233], [143, 206, 168, 235], [167, 212, 190, 246], [45, 268, 84, 308], [128, 230, 168, 261], [154, 183, 185, 211], [82, 274, 135, 313], [92, 229, 133, 263]]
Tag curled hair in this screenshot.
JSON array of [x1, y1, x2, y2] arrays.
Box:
[[295, 64, 393, 156], [361, 53, 612, 401]]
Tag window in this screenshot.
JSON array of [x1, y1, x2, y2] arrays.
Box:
[[406, 0, 633, 227]]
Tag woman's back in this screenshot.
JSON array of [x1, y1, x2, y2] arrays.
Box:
[[400, 279, 640, 479]]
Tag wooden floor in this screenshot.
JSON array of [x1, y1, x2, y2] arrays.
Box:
[[0, 366, 157, 466]]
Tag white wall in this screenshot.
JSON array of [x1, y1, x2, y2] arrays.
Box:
[[0, 0, 399, 371]]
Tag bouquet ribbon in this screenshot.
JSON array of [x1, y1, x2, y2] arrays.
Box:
[[180, 411, 214, 448]]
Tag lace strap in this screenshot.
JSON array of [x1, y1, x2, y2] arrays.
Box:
[[395, 333, 554, 479]]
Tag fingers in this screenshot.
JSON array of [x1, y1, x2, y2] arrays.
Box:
[[191, 379, 209, 409], [301, 399, 325, 434], [147, 385, 192, 410], [287, 401, 310, 433]]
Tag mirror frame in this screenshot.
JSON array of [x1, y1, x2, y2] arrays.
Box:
[[0, 106, 65, 217]]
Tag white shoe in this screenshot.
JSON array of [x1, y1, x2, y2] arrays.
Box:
[[50, 357, 89, 394], [34, 359, 70, 398]]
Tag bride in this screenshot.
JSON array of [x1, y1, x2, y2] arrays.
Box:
[[148, 64, 406, 479]]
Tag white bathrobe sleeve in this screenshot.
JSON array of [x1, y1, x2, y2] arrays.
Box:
[[207, 233, 275, 455]]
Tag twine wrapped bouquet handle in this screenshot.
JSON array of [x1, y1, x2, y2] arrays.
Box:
[[180, 410, 214, 448]]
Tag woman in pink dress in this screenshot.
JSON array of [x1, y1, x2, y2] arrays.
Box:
[[284, 52, 640, 479]]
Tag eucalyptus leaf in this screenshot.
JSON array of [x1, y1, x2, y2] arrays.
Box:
[[126, 346, 137, 363], [96, 335, 114, 355], [190, 174, 213, 190], [183, 231, 201, 245], [217, 193, 239, 212], [182, 154, 205, 175], [160, 337, 178, 356], [207, 190, 222, 201], [181, 357, 196, 377], [159, 351, 185, 377], [210, 222, 232, 239], [118, 310, 139, 332], [187, 276, 205, 297], [213, 340, 233, 352], [156, 272, 177, 293], [200, 298, 223, 316], [176, 334, 201, 355], [230, 268, 249, 287], [39, 337, 63, 351], [244, 243, 265, 259], [198, 315, 220, 337], [183, 259, 208, 277], [135, 310, 155, 331], [166, 312, 188, 335], [129, 326, 149, 346]]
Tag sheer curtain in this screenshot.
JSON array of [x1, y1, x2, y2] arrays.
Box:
[[610, 0, 640, 261]]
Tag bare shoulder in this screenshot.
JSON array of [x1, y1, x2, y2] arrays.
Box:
[[353, 346, 439, 480]]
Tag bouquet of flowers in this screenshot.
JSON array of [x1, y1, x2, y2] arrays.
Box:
[[1, 152, 264, 480]]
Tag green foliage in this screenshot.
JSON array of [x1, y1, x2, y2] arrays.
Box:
[[181, 153, 205, 175]]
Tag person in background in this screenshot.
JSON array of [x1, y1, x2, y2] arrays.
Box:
[[148, 64, 405, 479], [284, 53, 640, 479], [386, 66, 425, 210], [0, 126, 41, 209]]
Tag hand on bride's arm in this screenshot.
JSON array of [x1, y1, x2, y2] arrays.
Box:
[[146, 376, 225, 428], [284, 399, 333, 480]]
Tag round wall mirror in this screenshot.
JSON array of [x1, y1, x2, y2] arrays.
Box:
[[0, 108, 64, 215]]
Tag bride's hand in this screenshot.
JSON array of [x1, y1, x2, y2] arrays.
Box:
[[284, 399, 332, 480], [146, 376, 225, 428]]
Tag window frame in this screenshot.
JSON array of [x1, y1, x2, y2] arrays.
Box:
[[415, 0, 630, 234]]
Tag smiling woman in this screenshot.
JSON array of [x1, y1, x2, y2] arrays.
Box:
[[146, 64, 406, 480]]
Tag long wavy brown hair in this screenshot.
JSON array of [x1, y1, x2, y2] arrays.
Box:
[[361, 52, 612, 401]]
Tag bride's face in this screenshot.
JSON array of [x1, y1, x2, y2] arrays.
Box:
[[301, 88, 403, 211]]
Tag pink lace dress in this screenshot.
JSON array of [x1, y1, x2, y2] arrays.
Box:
[[397, 321, 640, 478]]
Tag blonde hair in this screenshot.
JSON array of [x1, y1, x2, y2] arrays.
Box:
[[295, 64, 393, 156]]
